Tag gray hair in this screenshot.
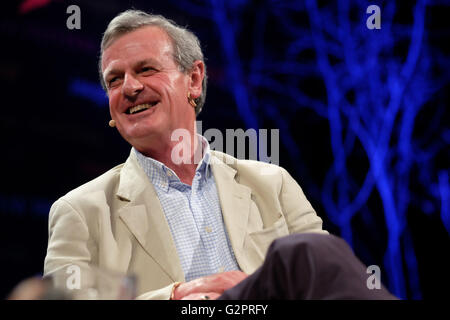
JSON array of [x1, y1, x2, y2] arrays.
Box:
[[99, 10, 207, 115]]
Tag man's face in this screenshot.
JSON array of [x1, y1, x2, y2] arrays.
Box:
[[101, 26, 201, 149]]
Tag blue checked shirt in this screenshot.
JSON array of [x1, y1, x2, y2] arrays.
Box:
[[134, 136, 240, 281]]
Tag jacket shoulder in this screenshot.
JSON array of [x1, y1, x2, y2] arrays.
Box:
[[61, 163, 124, 203], [211, 150, 285, 172], [211, 150, 286, 185]]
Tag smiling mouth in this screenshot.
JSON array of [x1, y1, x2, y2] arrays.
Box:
[[125, 102, 158, 115]]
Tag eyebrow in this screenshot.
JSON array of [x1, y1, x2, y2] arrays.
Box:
[[103, 58, 161, 80], [134, 58, 160, 69]]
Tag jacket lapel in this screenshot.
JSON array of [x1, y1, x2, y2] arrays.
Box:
[[116, 151, 184, 282], [210, 152, 253, 273]]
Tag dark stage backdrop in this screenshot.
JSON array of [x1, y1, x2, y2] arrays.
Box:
[[0, 0, 449, 300]]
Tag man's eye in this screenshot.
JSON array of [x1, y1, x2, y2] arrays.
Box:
[[141, 67, 156, 73], [108, 77, 120, 87]]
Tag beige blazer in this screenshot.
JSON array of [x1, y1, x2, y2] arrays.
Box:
[[44, 150, 326, 299]]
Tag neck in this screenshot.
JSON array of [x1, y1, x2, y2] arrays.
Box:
[[135, 127, 202, 185]]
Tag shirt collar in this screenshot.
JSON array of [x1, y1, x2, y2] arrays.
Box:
[[134, 134, 212, 191]]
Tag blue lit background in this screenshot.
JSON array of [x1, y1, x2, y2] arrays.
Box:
[[0, 0, 448, 299]]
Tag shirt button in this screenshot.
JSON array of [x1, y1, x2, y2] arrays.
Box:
[[218, 266, 225, 273], [205, 226, 212, 233]]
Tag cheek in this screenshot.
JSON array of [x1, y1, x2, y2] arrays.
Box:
[[160, 72, 188, 94], [108, 92, 121, 112]]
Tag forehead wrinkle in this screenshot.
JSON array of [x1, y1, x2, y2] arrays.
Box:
[[102, 30, 176, 79]]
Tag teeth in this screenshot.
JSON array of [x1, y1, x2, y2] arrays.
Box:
[[129, 103, 153, 114]]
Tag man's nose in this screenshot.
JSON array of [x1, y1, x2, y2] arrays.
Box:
[[122, 73, 144, 98]]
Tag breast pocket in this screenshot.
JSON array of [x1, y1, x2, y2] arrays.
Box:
[[247, 214, 289, 262]]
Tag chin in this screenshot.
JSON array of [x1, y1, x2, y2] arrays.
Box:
[[121, 123, 161, 144]]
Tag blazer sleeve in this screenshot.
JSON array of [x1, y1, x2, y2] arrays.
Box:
[[279, 168, 328, 235], [44, 198, 92, 277], [136, 283, 174, 300], [44, 199, 178, 300]]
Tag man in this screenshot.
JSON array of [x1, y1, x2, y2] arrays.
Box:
[[44, 9, 335, 300]]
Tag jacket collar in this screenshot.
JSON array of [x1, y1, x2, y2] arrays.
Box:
[[209, 151, 253, 272], [116, 150, 185, 281]]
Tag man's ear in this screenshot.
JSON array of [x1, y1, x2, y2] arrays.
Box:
[[188, 60, 205, 99]]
